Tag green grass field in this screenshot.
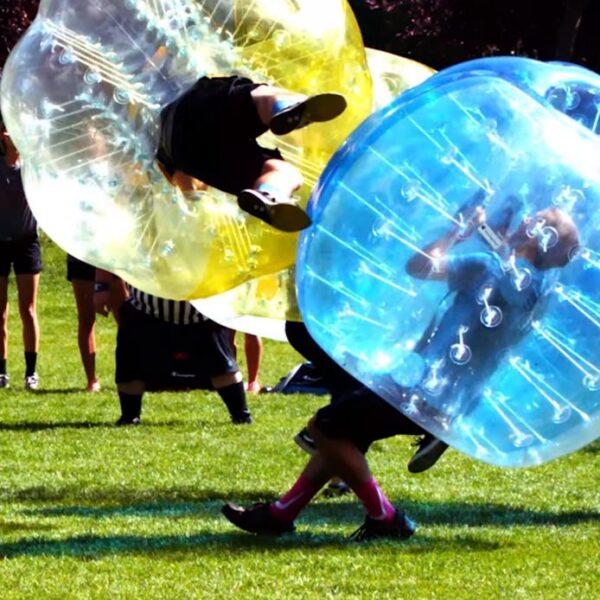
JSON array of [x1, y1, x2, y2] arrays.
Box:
[[0, 236, 597, 599]]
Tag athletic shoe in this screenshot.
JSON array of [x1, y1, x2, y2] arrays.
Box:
[[349, 509, 416, 541], [231, 410, 253, 425], [407, 434, 449, 473], [222, 501, 295, 535], [115, 415, 141, 426], [24, 373, 39, 391], [294, 427, 316, 455], [87, 380, 101, 392], [237, 189, 311, 232], [269, 93, 347, 136], [0, 374, 9, 389], [322, 481, 351, 498]]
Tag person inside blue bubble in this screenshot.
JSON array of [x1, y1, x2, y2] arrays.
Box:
[[401, 200, 580, 461], [220, 198, 579, 542], [156, 76, 346, 232]]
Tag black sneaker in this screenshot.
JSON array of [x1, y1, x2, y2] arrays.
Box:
[[407, 434, 449, 473], [115, 416, 141, 426], [231, 410, 253, 425], [349, 509, 416, 541], [237, 189, 311, 232], [294, 427, 316, 455], [270, 93, 347, 136], [222, 502, 295, 535]]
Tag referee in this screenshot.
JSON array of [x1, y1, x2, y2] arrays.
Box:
[[94, 272, 251, 425]]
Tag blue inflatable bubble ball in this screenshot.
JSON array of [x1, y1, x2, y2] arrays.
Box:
[[297, 56, 600, 467]]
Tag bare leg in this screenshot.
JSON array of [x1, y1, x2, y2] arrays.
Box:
[[253, 158, 302, 198], [72, 279, 99, 390], [238, 158, 308, 232], [250, 85, 304, 127], [308, 418, 372, 488], [244, 334, 262, 392], [295, 451, 335, 488], [227, 328, 238, 360], [250, 86, 346, 136], [16, 273, 39, 353], [308, 418, 401, 528]]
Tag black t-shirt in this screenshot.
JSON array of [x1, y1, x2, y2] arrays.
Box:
[[0, 158, 38, 241]]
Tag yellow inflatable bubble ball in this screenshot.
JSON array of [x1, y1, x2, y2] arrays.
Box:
[[192, 49, 436, 337], [0, 0, 372, 299]]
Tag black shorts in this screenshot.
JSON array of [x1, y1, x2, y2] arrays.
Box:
[[313, 387, 426, 454], [0, 238, 42, 276], [158, 76, 282, 194], [285, 320, 363, 401], [115, 302, 239, 391], [66, 254, 96, 282]]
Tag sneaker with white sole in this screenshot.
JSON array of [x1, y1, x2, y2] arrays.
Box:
[[24, 373, 39, 391], [0, 374, 9, 389], [237, 188, 311, 232], [269, 93, 347, 136], [294, 427, 316, 455], [115, 415, 141, 426]]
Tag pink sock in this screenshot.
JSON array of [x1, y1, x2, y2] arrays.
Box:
[[270, 475, 322, 522], [352, 476, 396, 522]]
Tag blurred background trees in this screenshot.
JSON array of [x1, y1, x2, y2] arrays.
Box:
[[0, 1, 599, 74], [349, 0, 599, 70], [0, 0, 39, 68]]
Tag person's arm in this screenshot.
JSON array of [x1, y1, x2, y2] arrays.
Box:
[[406, 206, 486, 280], [93, 269, 114, 317], [0, 128, 20, 168], [94, 269, 128, 321]]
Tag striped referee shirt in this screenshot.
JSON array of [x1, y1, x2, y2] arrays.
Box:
[[125, 284, 207, 325]]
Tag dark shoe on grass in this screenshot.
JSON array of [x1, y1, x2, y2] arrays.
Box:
[[231, 410, 253, 425], [349, 509, 416, 541], [270, 93, 347, 136], [407, 434, 449, 473], [294, 427, 316, 455], [222, 502, 295, 535], [322, 481, 351, 498], [238, 189, 311, 232], [115, 416, 141, 426]]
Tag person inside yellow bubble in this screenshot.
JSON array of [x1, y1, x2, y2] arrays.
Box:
[[156, 76, 346, 232]]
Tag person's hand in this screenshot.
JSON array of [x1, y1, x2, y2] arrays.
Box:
[[93, 289, 111, 317], [457, 206, 486, 240], [486, 194, 523, 232]]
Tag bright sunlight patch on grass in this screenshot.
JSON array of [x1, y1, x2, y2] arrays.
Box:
[[0, 236, 597, 598]]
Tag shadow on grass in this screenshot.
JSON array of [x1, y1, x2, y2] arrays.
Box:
[[0, 527, 503, 560], [0, 420, 195, 432], [30, 388, 85, 395], [13, 491, 600, 529], [1, 488, 597, 558], [581, 440, 600, 454]]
